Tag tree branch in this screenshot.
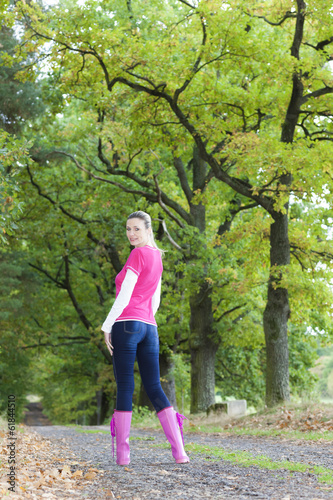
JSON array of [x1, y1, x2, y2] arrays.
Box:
[[21, 340, 91, 349], [215, 360, 243, 379], [153, 168, 185, 228], [247, 11, 297, 26], [304, 36, 333, 52], [301, 86, 333, 105], [124, 69, 158, 89], [155, 218, 184, 252], [173, 156, 193, 204], [63, 252, 92, 331], [106, 66, 275, 214], [173, 14, 207, 102], [290, 249, 306, 271], [27, 22, 112, 87], [214, 303, 246, 324], [87, 231, 123, 274], [53, 150, 158, 196], [221, 102, 247, 131], [27, 164, 89, 225], [54, 149, 193, 224], [177, 0, 196, 9], [28, 263, 64, 288]]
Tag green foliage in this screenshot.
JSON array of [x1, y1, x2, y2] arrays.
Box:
[[0, 252, 33, 420], [215, 323, 320, 407], [288, 324, 319, 399], [130, 405, 156, 427], [318, 355, 333, 399], [0, 131, 28, 242], [215, 344, 266, 407], [0, 331, 31, 422], [30, 345, 111, 424], [173, 352, 191, 413], [0, 26, 45, 134]]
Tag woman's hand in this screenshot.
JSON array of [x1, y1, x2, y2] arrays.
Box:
[[103, 330, 114, 356]]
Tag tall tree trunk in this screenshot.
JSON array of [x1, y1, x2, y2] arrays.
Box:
[[188, 147, 217, 413], [89, 389, 110, 425], [262, 0, 305, 406], [263, 213, 290, 406], [189, 283, 218, 412]]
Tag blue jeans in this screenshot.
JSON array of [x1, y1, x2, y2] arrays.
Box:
[[111, 321, 171, 412]]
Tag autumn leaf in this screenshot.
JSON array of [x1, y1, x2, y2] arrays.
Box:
[[84, 471, 97, 480]]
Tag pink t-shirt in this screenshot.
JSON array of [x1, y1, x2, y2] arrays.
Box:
[[114, 245, 163, 326]]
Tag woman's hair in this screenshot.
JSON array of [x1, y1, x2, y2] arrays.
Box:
[[127, 211, 163, 254]]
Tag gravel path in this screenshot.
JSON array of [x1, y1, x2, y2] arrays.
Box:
[[30, 425, 333, 499]]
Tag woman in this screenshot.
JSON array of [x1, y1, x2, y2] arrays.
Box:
[[102, 211, 189, 466]]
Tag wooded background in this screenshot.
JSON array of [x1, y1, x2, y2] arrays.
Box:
[[1, 0, 333, 424]]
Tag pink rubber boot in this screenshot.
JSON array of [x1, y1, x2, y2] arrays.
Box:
[[110, 410, 132, 465], [157, 406, 190, 463]]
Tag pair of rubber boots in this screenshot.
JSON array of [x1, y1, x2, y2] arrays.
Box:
[[110, 406, 189, 465]]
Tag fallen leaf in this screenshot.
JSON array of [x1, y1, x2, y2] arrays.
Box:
[[72, 470, 83, 478], [60, 464, 71, 477], [84, 471, 97, 480]]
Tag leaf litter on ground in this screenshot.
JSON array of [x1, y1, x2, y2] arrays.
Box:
[[223, 403, 333, 434], [0, 424, 108, 499]]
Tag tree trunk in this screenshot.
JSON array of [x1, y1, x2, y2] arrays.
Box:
[[262, 2, 305, 407], [89, 389, 110, 425], [188, 146, 218, 413], [263, 213, 291, 406], [189, 282, 218, 413]]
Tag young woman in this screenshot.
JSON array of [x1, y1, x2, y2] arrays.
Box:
[[102, 211, 189, 466]]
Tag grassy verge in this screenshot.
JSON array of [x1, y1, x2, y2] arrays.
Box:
[[188, 425, 333, 441], [186, 401, 333, 441], [65, 426, 156, 441], [151, 441, 333, 485]]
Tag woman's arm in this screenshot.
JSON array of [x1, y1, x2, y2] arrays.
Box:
[[101, 269, 138, 334]]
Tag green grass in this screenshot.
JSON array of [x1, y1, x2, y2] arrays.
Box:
[[189, 425, 333, 441], [73, 428, 110, 434], [68, 427, 155, 441], [129, 436, 156, 441], [150, 441, 333, 485], [227, 427, 333, 441]]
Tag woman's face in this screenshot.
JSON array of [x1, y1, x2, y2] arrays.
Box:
[[126, 218, 151, 247]]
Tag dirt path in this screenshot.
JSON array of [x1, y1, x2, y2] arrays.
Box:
[[27, 425, 333, 499], [23, 403, 52, 426]]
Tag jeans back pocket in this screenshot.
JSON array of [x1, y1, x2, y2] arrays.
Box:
[[124, 321, 142, 334]]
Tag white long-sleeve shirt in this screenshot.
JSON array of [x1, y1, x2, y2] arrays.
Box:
[[101, 269, 161, 334]]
